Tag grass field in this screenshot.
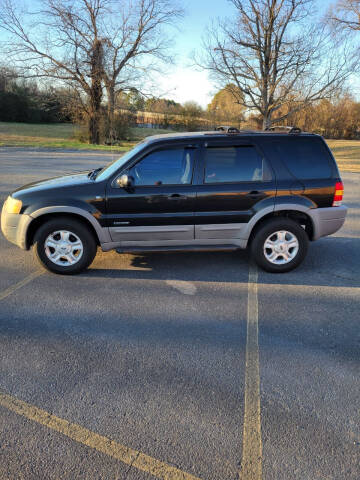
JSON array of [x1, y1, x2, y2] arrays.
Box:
[[326, 140, 360, 173], [0, 122, 173, 152], [0, 122, 359, 172]]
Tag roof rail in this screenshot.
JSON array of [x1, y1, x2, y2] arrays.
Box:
[[215, 125, 240, 134], [265, 126, 302, 134]]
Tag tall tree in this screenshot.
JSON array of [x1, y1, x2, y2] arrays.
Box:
[[199, 0, 358, 129], [0, 0, 108, 143], [0, 0, 182, 143]]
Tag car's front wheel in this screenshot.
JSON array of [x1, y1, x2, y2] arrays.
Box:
[[33, 218, 97, 274], [250, 218, 309, 273]]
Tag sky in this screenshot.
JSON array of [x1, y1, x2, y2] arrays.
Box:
[[155, 0, 234, 107], [156, 0, 330, 108], [0, 0, 337, 108]]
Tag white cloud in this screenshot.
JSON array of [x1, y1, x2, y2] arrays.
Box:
[[154, 67, 215, 108]]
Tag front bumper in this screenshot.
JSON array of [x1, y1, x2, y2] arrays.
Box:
[[1, 208, 33, 250], [310, 205, 348, 240]]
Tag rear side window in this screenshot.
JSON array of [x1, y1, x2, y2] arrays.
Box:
[[273, 137, 333, 179], [204, 145, 271, 183]]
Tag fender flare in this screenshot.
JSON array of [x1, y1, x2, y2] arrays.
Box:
[[242, 203, 318, 244], [29, 206, 111, 244]]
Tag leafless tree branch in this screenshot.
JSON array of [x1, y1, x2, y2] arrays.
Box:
[[0, 0, 183, 143], [196, 0, 359, 129]]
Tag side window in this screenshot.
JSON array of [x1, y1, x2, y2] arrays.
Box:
[[129, 148, 194, 186], [273, 138, 333, 179], [204, 146, 269, 183]]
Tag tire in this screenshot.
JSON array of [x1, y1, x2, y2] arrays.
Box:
[[250, 217, 309, 273], [33, 218, 97, 275]]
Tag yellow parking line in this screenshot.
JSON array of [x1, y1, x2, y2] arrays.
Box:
[[0, 391, 202, 480], [240, 264, 262, 480], [0, 270, 43, 301]]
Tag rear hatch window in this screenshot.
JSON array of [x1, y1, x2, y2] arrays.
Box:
[[273, 137, 334, 179]]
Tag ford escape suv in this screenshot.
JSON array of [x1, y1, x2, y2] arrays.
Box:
[[1, 129, 347, 274]]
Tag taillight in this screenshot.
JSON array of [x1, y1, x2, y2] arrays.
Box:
[[333, 181, 344, 207]]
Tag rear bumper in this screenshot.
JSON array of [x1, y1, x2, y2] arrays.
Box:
[[1, 208, 32, 250], [310, 205, 347, 240]]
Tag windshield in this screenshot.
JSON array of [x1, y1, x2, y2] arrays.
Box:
[[95, 141, 147, 182]]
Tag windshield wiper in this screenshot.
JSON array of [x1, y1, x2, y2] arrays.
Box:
[[88, 167, 103, 180]]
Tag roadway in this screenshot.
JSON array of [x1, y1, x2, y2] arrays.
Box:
[[0, 147, 358, 480]]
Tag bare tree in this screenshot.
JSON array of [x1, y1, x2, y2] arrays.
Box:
[[329, 0, 360, 31], [0, 0, 109, 143], [199, 0, 358, 129], [0, 0, 182, 143]]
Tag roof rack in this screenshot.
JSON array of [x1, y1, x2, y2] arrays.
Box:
[[215, 125, 240, 134], [265, 126, 302, 134], [214, 125, 303, 134]]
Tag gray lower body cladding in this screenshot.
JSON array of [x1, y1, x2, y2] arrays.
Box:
[[1, 205, 348, 252], [108, 223, 248, 242], [308, 205, 347, 240]]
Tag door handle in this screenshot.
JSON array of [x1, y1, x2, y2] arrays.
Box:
[[168, 194, 186, 200], [247, 190, 263, 198]]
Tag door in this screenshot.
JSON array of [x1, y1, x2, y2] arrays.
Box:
[[195, 141, 276, 239], [106, 145, 198, 243]]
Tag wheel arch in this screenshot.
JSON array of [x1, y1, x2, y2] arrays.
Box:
[[26, 207, 110, 249], [246, 206, 315, 246]]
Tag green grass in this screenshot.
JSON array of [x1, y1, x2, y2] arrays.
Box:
[[129, 127, 176, 140], [326, 139, 360, 173], [0, 122, 174, 152], [0, 122, 359, 173]]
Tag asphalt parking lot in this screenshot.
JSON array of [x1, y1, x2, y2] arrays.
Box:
[[0, 147, 359, 480]]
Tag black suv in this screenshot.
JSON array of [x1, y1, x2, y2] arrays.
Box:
[[1, 129, 347, 274]]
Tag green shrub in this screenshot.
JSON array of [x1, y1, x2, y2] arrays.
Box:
[[101, 112, 136, 144]]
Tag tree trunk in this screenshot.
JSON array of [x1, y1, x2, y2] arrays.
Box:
[[106, 83, 116, 143], [88, 39, 103, 144], [89, 113, 100, 144], [262, 112, 272, 130], [88, 87, 102, 144]]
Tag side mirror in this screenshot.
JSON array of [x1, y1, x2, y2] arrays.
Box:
[[116, 174, 132, 188]]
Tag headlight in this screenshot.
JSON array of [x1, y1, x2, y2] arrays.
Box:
[[4, 196, 22, 214]]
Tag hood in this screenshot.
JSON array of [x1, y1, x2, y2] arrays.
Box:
[[12, 171, 93, 197]]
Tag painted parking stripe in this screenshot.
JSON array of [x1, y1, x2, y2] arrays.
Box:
[[240, 264, 262, 480], [0, 391, 202, 480], [0, 270, 43, 301], [166, 280, 197, 295]]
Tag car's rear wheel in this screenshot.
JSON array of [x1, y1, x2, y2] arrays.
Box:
[[250, 218, 309, 273], [33, 218, 97, 274]]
